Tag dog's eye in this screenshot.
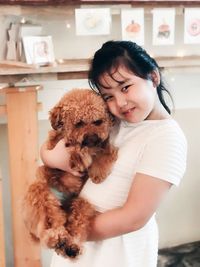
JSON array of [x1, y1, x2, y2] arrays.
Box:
[[93, 119, 103, 126], [57, 121, 64, 128], [65, 143, 70, 147], [75, 120, 85, 128]]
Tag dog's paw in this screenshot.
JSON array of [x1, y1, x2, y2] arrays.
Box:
[[89, 168, 106, 184], [70, 149, 92, 174], [90, 175, 103, 184], [55, 239, 81, 259]]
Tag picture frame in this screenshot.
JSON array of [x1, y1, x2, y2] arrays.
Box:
[[152, 8, 175, 46], [121, 8, 145, 46], [184, 8, 200, 44], [22, 35, 55, 65], [75, 8, 111, 36]]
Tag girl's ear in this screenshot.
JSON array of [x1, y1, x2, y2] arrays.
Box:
[[151, 69, 160, 87]]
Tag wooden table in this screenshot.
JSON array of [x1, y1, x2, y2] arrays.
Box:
[[0, 168, 6, 267], [0, 86, 42, 267]]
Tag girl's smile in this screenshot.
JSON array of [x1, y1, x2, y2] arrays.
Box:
[[122, 107, 136, 117]]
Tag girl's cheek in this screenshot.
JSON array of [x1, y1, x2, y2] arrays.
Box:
[[107, 102, 115, 112]]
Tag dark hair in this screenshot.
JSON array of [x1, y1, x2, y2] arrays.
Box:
[[88, 40, 173, 114]]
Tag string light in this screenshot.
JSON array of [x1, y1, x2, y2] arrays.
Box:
[[66, 22, 71, 29], [20, 17, 26, 24], [177, 50, 186, 57], [57, 59, 64, 64], [170, 77, 175, 82]]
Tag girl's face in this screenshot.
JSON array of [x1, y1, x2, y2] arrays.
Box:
[[98, 66, 162, 123]]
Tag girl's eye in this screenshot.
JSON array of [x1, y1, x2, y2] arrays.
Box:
[[121, 85, 130, 92], [103, 95, 113, 102]]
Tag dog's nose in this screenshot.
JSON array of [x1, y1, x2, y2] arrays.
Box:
[[82, 134, 101, 147]]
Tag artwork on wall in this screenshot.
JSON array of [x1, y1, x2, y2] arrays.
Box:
[[22, 36, 55, 65], [152, 8, 175, 46], [6, 6, 198, 65], [75, 8, 111, 35], [121, 8, 144, 46], [184, 8, 200, 44]]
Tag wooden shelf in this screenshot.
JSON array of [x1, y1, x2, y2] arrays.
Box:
[[0, 59, 90, 75], [0, 0, 199, 5], [155, 56, 200, 68], [80, 0, 200, 5], [0, 56, 199, 77]]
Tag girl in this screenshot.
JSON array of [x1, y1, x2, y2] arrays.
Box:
[[41, 41, 187, 267]]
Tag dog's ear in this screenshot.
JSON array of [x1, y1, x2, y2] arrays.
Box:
[[49, 105, 64, 130]]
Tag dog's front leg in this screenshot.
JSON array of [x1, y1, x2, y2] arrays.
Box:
[[67, 197, 96, 243], [88, 144, 118, 183], [34, 188, 81, 259], [69, 146, 93, 175]]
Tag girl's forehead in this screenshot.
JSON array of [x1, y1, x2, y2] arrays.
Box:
[[98, 66, 135, 89]]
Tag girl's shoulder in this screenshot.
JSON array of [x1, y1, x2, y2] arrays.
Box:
[[149, 118, 187, 145], [111, 118, 187, 149], [136, 119, 187, 186]]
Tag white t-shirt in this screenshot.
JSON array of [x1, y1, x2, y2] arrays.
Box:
[[50, 118, 187, 267]]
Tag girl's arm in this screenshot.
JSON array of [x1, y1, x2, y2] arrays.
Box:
[[88, 173, 172, 241], [40, 139, 81, 176]]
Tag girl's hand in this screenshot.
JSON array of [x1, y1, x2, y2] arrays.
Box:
[[40, 139, 81, 176]]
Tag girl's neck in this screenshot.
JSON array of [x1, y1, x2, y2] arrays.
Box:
[[146, 100, 171, 121]]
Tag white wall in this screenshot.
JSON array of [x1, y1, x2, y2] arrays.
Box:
[[157, 109, 200, 248]]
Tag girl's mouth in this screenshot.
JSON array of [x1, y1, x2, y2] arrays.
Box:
[[122, 107, 135, 116]]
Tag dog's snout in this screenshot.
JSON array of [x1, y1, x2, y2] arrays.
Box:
[[82, 134, 101, 147]]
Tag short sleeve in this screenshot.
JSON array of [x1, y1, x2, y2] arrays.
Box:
[[136, 122, 187, 186]]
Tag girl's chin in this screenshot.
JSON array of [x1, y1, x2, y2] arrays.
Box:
[[122, 115, 140, 123], [124, 118, 140, 123], [122, 112, 138, 123], [122, 114, 146, 123]]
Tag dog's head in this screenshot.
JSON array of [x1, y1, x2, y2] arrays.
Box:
[[49, 89, 113, 148]]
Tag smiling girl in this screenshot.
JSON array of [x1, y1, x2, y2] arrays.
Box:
[[41, 41, 187, 267]]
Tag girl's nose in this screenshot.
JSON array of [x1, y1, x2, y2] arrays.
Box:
[[115, 96, 127, 108]]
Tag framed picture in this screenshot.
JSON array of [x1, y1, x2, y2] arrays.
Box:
[[121, 8, 145, 46], [22, 36, 55, 65], [184, 8, 200, 44], [75, 8, 111, 36], [152, 8, 175, 46]]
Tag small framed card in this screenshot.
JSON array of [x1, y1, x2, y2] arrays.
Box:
[[22, 36, 55, 65], [184, 8, 200, 44]]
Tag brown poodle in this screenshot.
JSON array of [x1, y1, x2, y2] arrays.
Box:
[[22, 88, 118, 259]]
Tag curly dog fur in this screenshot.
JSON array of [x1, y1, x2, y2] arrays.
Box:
[[22, 88, 118, 259]]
